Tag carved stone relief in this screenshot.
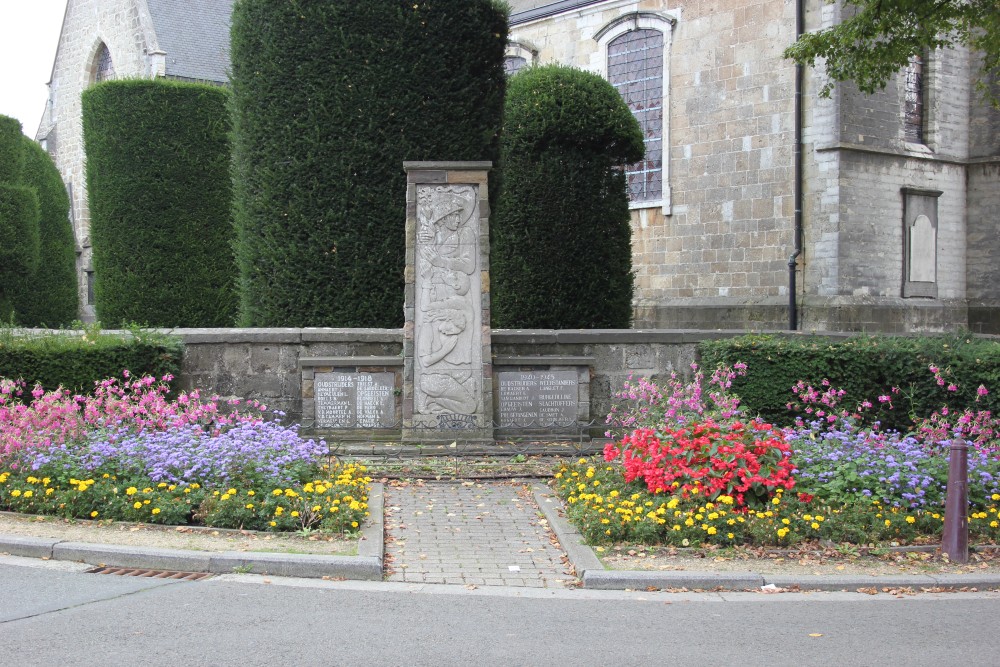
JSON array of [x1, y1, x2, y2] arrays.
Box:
[[414, 184, 482, 422]]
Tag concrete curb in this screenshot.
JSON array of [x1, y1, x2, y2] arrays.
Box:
[[536, 484, 1000, 592], [0, 483, 386, 581]]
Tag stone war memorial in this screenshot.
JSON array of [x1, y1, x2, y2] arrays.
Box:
[[298, 162, 592, 446]]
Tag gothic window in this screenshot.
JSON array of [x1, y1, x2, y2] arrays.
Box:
[[903, 54, 924, 144], [608, 28, 663, 204], [503, 56, 528, 77], [95, 43, 115, 83]]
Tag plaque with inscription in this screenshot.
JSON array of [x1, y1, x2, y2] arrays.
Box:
[[314, 372, 396, 428], [497, 371, 579, 427]]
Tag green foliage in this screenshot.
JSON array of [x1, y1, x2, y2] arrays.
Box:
[[17, 139, 77, 327], [0, 116, 42, 323], [492, 65, 644, 328], [785, 0, 1000, 108], [699, 333, 1000, 431], [0, 115, 24, 184], [230, 0, 508, 327], [0, 325, 182, 395], [0, 185, 41, 321], [82, 79, 236, 327]]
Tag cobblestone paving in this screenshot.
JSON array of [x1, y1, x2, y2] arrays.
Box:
[[384, 480, 576, 588]]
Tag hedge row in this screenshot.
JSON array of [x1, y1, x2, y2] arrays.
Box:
[[492, 65, 644, 328], [0, 327, 183, 395], [699, 334, 1000, 432], [230, 0, 508, 327], [82, 80, 236, 327]]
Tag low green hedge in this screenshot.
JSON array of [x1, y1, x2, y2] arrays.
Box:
[[698, 333, 1000, 432], [0, 327, 183, 394]]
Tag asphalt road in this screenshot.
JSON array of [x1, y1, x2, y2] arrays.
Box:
[[2, 554, 998, 667]]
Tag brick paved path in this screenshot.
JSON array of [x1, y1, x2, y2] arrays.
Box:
[[384, 480, 576, 588]]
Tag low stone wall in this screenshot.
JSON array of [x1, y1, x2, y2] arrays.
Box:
[[173, 328, 762, 425]]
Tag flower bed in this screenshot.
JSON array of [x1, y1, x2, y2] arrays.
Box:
[[0, 373, 370, 534], [557, 364, 1000, 547]]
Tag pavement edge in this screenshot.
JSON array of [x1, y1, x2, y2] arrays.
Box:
[[0, 482, 386, 581]]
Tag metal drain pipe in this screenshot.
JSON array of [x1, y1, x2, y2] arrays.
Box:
[[788, 0, 805, 331]]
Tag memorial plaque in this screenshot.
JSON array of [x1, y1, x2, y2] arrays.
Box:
[[497, 371, 579, 427], [314, 372, 396, 428]]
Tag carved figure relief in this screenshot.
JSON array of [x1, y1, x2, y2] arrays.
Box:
[[414, 185, 481, 417]]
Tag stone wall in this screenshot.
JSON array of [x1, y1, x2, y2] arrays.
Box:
[[173, 328, 761, 425]]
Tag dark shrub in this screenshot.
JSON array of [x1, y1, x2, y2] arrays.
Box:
[[18, 138, 78, 326], [492, 64, 644, 328], [82, 79, 235, 327], [230, 0, 508, 326]]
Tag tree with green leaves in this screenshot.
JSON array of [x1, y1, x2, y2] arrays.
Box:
[[492, 65, 644, 329], [229, 0, 508, 327], [785, 0, 1000, 106]]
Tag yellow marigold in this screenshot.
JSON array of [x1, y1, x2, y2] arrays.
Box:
[[811, 522, 820, 530], [906, 516, 916, 524], [23, 490, 32, 499], [157, 482, 167, 489], [246, 504, 254, 510], [291, 511, 300, 517], [91, 511, 99, 518], [706, 526, 717, 535], [152, 508, 161, 515], [134, 502, 142, 509], [885, 519, 891, 526], [10, 490, 21, 497]]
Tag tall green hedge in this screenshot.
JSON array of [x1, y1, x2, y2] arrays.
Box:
[[0, 115, 41, 323], [18, 138, 77, 326], [82, 79, 235, 327], [492, 65, 644, 328], [699, 333, 1000, 432], [230, 0, 508, 327]]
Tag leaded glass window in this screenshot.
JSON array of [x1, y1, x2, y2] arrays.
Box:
[[903, 54, 924, 144], [504, 56, 527, 77], [608, 28, 663, 203], [95, 44, 115, 83]]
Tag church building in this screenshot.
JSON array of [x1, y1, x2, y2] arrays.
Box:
[[36, 0, 1000, 332]]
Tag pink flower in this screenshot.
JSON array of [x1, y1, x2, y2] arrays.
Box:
[[977, 385, 989, 397], [947, 384, 958, 392]]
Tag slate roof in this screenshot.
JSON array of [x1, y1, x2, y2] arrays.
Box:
[[508, 0, 605, 24], [145, 0, 233, 82]]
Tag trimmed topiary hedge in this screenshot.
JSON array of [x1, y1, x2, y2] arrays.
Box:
[[491, 65, 644, 328], [82, 79, 235, 327], [18, 138, 77, 327], [230, 0, 508, 327], [0, 116, 41, 323], [699, 333, 1000, 432]]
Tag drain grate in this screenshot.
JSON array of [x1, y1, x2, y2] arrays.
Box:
[[86, 566, 213, 581]]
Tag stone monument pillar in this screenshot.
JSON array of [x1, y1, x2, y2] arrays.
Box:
[[403, 162, 493, 443]]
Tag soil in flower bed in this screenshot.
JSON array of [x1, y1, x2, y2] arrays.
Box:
[[0, 512, 357, 556], [598, 543, 1000, 577]]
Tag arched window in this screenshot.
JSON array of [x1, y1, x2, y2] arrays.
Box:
[[504, 41, 536, 78], [607, 28, 663, 203], [596, 12, 675, 212], [94, 43, 115, 83], [503, 56, 528, 77]]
